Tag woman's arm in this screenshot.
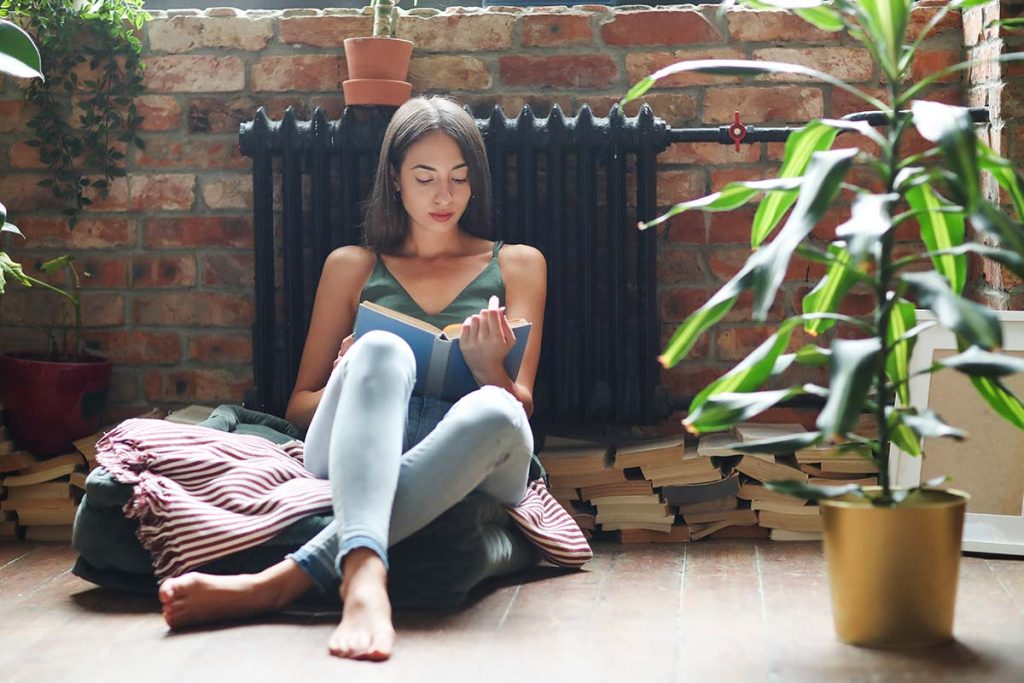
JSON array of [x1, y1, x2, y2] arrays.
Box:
[[463, 244, 546, 417], [284, 246, 376, 429]]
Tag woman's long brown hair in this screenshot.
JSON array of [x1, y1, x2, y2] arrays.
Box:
[[362, 97, 493, 253]]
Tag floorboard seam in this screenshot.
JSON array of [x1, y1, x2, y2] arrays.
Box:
[[0, 547, 36, 575]]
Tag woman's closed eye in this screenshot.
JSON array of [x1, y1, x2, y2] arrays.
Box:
[[415, 176, 469, 184]]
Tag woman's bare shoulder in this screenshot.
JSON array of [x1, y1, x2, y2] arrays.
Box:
[[325, 244, 376, 269], [498, 243, 547, 277]]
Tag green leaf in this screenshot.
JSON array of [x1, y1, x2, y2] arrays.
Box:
[[727, 430, 823, 454], [886, 299, 916, 407], [1, 221, 23, 239], [901, 410, 968, 440], [967, 375, 1024, 430], [639, 178, 801, 231], [659, 270, 752, 368], [916, 243, 1024, 282], [911, 101, 981, 211], [622, 59, 886, 111], [857, 0, 912, 79], [802, 244, 856, 336], [39, 254, 72, 276], [749, 148, 857, 319], [836, 192, 898, 265], [938, 346, 1024, 376], [889, 419, 922, 456], [751, 121, 842, 247], [0, 19, 43, 80], [0, 200, 6, 223], [902, 271, 1002, 350], [970, 201, 1024, 257], [816, 338, 883, 440], [977, 140, 1024, 219], [795, 343, 831, 366], [764, 479, 865, 502], [906, 184, 967, 294], [0, 250, 30, 294], [952, 0, 996, 8], [689, 318, 801, 413], [683, 387, 806, 436], [795, 6, 846, 32]]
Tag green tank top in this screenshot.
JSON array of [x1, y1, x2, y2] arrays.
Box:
[[360, 240, 506, 330]]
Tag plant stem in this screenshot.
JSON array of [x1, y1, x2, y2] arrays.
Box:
[[875, 78, 907, 501]]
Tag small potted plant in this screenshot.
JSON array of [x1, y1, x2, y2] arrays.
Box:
[[343, 0, 414, 107], [1, 19, 111, 456], [624, 0, 1024, 648]]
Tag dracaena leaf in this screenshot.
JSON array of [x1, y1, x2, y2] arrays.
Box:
[[816, 338, 883, 440], [906, 184, 967, 294], [977, 140, 1024, 220], [900, 410, 967, 440], [764, 479, 865, 502], [751, 121, 842, 247], [857, 0, 912, 79], [749, 148, 857, 319], [659, 269, 753, 368], [967, 375, 1024, 429], [622, 59, 885, 111], [836, 192, 898, 265], [683, 387, 805, 436], [886, 299, 916, 407], [938, 346, 1024, 376], [689, 318, 802, 413], [902, 271, 1002, 350], [639, 178, 801, 231], [912, 101, 981, 211], [802, 244, 856, 336], [970, 201, 1024, 257], [727, 430, 823, 454], [0, 20, 43, 80]]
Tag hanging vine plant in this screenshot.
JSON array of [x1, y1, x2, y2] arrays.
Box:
[[0, 0, 148, 227]]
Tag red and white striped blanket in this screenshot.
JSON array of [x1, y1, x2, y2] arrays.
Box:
[[95, 418, 592, 579]]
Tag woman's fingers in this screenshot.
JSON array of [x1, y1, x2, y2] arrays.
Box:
[[498, 310, 514, 346]]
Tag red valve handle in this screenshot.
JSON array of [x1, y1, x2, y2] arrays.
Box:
[[728, 111, 747, 152]]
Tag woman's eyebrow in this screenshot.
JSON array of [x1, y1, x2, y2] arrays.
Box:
[[410, 163, 468, 172]]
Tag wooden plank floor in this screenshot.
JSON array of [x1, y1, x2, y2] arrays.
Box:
[[1, 539, 1022, 682]]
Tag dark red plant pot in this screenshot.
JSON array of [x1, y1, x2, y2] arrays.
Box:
[[0, 353, 112, 456]]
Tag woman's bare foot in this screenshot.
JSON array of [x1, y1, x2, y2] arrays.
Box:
[[159, 559, 312, 629], [328, 549, 395, 661]]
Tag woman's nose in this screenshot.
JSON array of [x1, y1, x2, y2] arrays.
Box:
[[435, 182, 453, 204]]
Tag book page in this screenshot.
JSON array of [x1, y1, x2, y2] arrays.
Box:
[[921, 349, 1024, 516]]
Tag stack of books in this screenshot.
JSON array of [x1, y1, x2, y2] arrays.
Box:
[[536, 436, 616, 539], [0, 451, 87, 541], [0, 406, 168, 542]]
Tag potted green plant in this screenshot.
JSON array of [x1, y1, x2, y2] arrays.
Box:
[[624, 0, 1024, 648], [343, 0, 414, 107], [0, 18, 111, 456]]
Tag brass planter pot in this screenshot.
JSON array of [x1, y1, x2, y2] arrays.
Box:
[[820, 487, 968, 648]]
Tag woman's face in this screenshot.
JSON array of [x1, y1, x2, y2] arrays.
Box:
[[394, 130, 472, 237]]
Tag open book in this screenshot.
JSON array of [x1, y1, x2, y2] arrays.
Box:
[[353, 301, 531, 401]]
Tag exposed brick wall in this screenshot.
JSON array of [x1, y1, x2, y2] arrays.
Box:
[[0, 5, 970, 423]]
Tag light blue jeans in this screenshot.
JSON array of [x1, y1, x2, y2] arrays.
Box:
[[287, 330, 534, 592]]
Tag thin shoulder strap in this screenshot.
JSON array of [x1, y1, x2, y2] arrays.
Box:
[[492, 239, 504, 258]]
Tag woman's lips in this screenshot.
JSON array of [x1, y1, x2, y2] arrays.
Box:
[[429, 212, 454, 222]]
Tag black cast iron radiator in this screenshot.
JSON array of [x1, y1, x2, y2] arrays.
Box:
[[238, 104, 677, 427]]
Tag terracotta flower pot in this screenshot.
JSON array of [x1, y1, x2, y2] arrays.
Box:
[[342, 37, 414, 107], [343, 37, 413, 80], [0, 352, 112, 455]]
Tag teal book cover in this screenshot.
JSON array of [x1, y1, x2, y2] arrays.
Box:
[[353, 301, 532, 401]]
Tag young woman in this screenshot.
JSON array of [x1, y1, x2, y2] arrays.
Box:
[[156, 97, 547, 662]]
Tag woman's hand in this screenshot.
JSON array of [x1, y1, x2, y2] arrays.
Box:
[[332, 334, 355, 369], [460, 305, 516, 385]]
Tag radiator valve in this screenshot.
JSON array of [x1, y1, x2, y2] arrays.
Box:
[[728, 111, 747, 152]]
